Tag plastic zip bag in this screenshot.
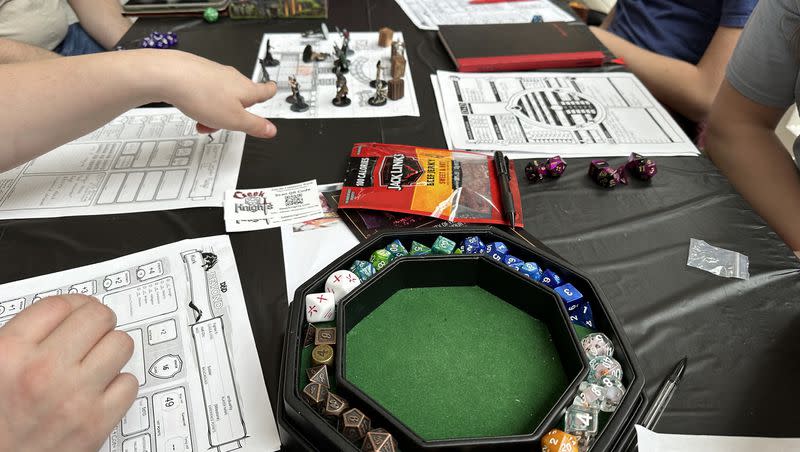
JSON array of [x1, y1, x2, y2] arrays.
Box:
[[687, 239, 750, 280]]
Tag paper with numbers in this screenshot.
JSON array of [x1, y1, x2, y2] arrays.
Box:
[[636, 426, 800, 452], [433, 70, 699, 157], [0, 235, 280, 452], [224, 180, 324, 232], [0, 108, 245, 219], [395, 0, 574, 31]]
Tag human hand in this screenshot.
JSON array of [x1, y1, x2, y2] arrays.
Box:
[[0, 295, 137, 452], [147, 50, 278, 138]]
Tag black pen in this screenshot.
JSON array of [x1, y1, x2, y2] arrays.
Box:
[[493, 151, 516, 229]]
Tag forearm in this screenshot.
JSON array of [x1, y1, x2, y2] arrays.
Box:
[[706, 124, 800, 251], [69, 0, 132, 49], [0, 50, 165, 171], [0, 38, 60, 63], [591, 27, 713, 121]]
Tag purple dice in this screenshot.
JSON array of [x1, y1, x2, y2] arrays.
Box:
[[626, 153, 657, 181], [588, 160, 620, 188], [524, 161, 548, 183], [546, 156, 567, 177]]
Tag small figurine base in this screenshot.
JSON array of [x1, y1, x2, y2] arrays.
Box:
[[332, 66, 349, 74], [291, 101, 310, 112], [286, 95, 297, 104], [265, 58, 280, 67], [332, 97, 352, 107], [369, 79, 388, 89], [368, 96, 387, 107]]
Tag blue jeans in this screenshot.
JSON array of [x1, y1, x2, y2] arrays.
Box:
[[54, 23, 106, 56]]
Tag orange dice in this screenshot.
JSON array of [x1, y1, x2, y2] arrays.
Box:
[[541, 429, 579, 452]]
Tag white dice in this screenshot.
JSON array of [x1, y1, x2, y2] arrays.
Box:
[[324, 270, 361, 301], [305, 292, 336, 323]]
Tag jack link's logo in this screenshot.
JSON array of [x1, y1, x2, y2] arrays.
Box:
[[233, 190, 271, 214]]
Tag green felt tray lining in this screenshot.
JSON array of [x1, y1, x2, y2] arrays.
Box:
[[344, 286, 569, 441]]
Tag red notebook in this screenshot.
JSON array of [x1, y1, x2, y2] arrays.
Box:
[[438, 22, 606, 72]]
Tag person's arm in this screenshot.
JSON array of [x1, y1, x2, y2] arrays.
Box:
[[67, 0, 133, 49], [0, 37, 60, 63], [706, 81, 800, 251], [590, 26, 742, 122], [599, 5, 615, 30], [0, 49, 277, 172]]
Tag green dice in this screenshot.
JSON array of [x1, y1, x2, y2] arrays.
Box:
[[409, 241, 432, 256], [370, 249, 393, 271], [349, 260, 376, 282], [432, 236, 457, 255], [385, 239, 409, 259]]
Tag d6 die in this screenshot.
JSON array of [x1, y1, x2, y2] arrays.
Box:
[[541, 429, 579, 452], [520, 262, 544, 281], [565, 405, 598, 435], [325, 270, 361, 300], [385, 239, 409, 259], [370, 249, 394, 271], [350, 260, 376, 282], [305, 292, 335, 323], [486, 241, 509, 263], [432, 235, 457, 254]]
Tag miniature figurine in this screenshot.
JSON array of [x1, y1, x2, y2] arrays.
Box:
[[258, 58, 271, 83], [332, 44, 350, 74], [332, 72, 351, 107], [368, 82, 388, 107], [370, 60, 387, 89], [302, 44, 329, 63], [341, 28, 354, 56], [286, 75, 310, 112], [264, 39, 280, 67]]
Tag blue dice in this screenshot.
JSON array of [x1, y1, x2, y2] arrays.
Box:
[[460, 236, 487, 255], [520, 262, 544, 281], [555, 283, 582, 303], [531, 14, 544, 23], [486, 242, 509, 263], [502, 255, 524, 271], [555, 283, 595, 329], [541, 269, 562, 288]]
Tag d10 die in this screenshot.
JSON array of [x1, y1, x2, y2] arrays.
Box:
[[485, 241, 509, 263], [502, 254, 524, 271], [565, 405, 599, 435], [305, 292, 335, 323], [325, 270, 361, 300], [581, 333, 614, 359], [409, 241, 432, 256], [432, 235, 457, 254], [520, 262, 544, 281], [588, 355, 623, 383], [541, 429, 579, 452], [350, 260, 376, 282], [541, 269, 562, 288], [385, 239, 409, 259], [370, 249, 394, 271]]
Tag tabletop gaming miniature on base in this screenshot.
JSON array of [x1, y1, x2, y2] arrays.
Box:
[[303, 45, 329, 63], [368, 83, 388, 107], [333, 72, 351, 107], [264, 39, 280, 67], [286, 75, 310, 112], [370, 60, 388, 89], [332, 44, 350, 74]]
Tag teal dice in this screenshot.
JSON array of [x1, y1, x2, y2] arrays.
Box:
[[410, 241, 431, 256], [370, 249, 393, 272], [432, 235, 457, 255], [386, 239, 408, 259], [349, 260, 376, 282]]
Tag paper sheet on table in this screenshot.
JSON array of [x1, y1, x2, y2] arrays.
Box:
[[281, 183, 359, 302], [0, 108, 244, 220], [0, 236, 281, 452], [432, 70, 700, 157], [636, 426, 800, 452], [395, 0, 574, 30], [249, 32, 420, 119], [224, 180, 324, 232]]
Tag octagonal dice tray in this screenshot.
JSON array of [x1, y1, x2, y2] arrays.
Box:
[[277, 226, 647, 451]]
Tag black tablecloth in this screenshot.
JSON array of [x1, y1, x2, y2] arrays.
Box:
[[2, 1, 799, 449]]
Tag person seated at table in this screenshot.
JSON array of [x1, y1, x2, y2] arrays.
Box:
[[0, 0, 133, 62], [590, 1, 758, 138], [0, 50, 276, 451], [706, 0, 800, 256]]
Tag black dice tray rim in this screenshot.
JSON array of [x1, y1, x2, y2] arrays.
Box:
[[278, 225, 647, 451]]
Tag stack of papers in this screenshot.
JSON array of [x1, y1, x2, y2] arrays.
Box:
[[395, 0, 574, 30], [431, 70, 700, 157]]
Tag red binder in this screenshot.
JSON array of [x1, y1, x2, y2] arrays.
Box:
[[438, 22, 606, 72]]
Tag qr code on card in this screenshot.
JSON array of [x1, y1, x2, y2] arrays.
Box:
[[284, 193, 303, 206]]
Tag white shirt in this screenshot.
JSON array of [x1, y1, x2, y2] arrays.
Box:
[[0, 0, 70, 50]]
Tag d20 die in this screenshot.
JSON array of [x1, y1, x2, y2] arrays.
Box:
[[409, 241, 431, 256], [325, 270, 361, 300], [541, 269, 562, 288], [370, 249, 394, 271], [431, 235, 456, 254], [541, 429, 579, 452], [341, 408, 371, 443], [520, 262, 544, 282], [581, 333, 614, 359], [350, 260, 377, 282], [485, 241, 509, 263], [385, 239, 409, 259], [305, 292, 335, 323], [502, 254, 524, 271], [588, 355, 623, 383]]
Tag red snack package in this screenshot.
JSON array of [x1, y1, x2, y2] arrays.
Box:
[[338, 143, 523, 227]]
